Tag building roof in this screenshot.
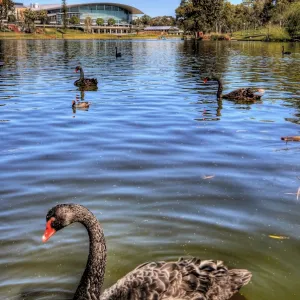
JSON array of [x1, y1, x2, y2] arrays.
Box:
[[15, 2, 26, 8], [33, 2, 144, 14], [144, 26, 180, 31]]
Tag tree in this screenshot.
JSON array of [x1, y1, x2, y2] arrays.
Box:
[[150, 16, 176, 26], [84, 16, 92, 33], [131, 17, 142, 26], [23, 8, 37, 33], [220, 2, 236, 33], [272, 0, 289, 26], [140, 14, 151, 25], [96, 17, 104, 26], [176, 0, 224, 33], [259, 0, 275, 25], [38, 10, 48, 26], [176, 0, 197, 33], [61, 0, 68, 29], [107, 18, 116, 26], [7, 14, 16, 23], [0, 0, 15, 30], [69, 15, 80, 25], [285, 1, 300, 37]]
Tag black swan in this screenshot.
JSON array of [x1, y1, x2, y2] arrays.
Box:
[[74, 66, 98, 87], [203, 76, 265, 101], [42, 204, 252, 300], [72, 100, 91, 108], [282, 46, 291, 55], [115, 47, 122, 58]]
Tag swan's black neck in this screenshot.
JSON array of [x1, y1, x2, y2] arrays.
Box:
[[115, 47, 118, 55], [79, 68, 85, 80], [213, 77, 223, 99], [73, 207, 106, 300]]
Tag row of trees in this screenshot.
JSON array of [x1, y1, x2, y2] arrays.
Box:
[[69, 16, 116, 26], [175, 0, 300, 37], [20, 9, 48, 32], [132, 15, 176, 26]]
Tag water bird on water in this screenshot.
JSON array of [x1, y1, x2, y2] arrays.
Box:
[[203, 76, 265, 101], [42, 204, 252, 300], [72, 100, 91, 108], [115, 46, 122, 58], [282, 46, 291, 55], [74, 66, 98, 88], [0, 62, 4, 67]]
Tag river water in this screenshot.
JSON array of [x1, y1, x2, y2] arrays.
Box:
[[0, 39, 300, 300]]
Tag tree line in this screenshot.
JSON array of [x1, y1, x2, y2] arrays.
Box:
[[132, 15, 176, 26], [1, 0, 299, 37], [176, 0, 300, 37]]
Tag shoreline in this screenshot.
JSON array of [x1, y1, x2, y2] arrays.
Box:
[[0, 32, 182, 41], [0, 33, 297, 42]]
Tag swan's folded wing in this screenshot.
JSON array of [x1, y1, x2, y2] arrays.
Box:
[[100, 258, 251, 300], [223, 88, 261, 101]]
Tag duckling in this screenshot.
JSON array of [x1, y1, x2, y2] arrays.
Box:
[[72, 100, 91, 108]]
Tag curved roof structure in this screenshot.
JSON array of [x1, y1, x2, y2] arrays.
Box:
[[36, 2, 144, 14]]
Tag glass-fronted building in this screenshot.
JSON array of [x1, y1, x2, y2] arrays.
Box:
[[34, 3, 143, 26]]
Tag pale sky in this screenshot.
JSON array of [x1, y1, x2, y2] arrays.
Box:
[[25, 0, 242, 17]]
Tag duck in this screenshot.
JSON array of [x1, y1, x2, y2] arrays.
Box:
[[203, 76, 265, 101], [115, 47, 122, 58], [282, 46, 291, 55], [72, 100, 91, 108], [42, 204, 252, 300], [74, 66, 98, 87]]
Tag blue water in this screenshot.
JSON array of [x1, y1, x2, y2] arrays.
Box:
[[0, 39, 300, 300]]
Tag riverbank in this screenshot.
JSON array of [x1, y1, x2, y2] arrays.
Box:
[[0, 28, 180, 40], [0, 26, 297, 42], [232, 26, 292, 42]]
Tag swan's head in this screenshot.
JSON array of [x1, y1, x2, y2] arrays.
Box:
[[42, 204, 82, 242], [203, 77, 211, 83], [75, 66, 81, 73], [254, 88, 265, 95], [203, 76, 220, 83]]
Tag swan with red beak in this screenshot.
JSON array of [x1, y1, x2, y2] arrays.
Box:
[[42, 204, 252, 300]]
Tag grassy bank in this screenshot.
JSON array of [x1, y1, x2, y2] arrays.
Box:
[[232, 25, 291, 41], [0, 28, 180, 40]]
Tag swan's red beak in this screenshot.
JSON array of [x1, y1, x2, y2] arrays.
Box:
[[203, 78, 208, 84], [75, 70, 78, 73], [42, 217, 56, 243]]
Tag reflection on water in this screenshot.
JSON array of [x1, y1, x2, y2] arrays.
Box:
[[0, 40, 299, 300]]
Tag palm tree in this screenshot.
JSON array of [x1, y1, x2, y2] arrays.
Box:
[[84, 16, 92, 33]]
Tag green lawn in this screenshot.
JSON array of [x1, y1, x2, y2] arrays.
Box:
[[232, 26, 291, 41], [0, 28, 179, 40]]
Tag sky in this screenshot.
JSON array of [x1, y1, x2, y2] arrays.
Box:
[[25, 0, 242, 17]]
